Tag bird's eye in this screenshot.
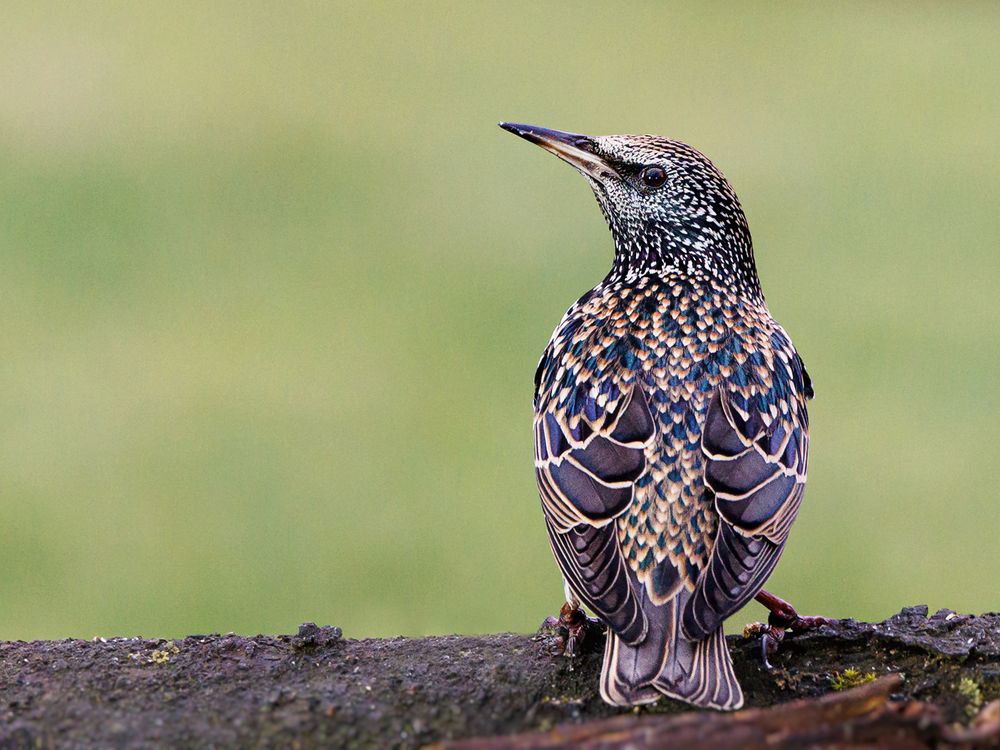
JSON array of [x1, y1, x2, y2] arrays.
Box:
[[640, 166, 667, 189]]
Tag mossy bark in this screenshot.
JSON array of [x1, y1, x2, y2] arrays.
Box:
[[0, 606, 997, 748]]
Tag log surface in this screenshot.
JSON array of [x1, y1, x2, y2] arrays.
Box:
[[437, 673, 1000, 749], [0, 606, 998, 749]]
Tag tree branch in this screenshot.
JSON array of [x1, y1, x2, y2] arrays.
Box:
[[0, 606, 997, 748]]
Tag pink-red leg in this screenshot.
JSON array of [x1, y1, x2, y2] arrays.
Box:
[[745, 589, 835, 669]]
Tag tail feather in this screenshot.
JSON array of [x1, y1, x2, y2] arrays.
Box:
[[655, 624, 742, 710], [600, 597, 672, 706], [599, 629, 663, 706], [599, 594, 743, 711]]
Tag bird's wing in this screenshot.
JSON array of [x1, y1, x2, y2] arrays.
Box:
[[535, 385, 655, 643], [681, 385, 809, 641]]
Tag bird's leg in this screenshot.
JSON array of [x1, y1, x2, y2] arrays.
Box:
[[756, 589, 832, 632], [540, 585, 604, 657], [541, 602, 603, 657], [744, 589, 834, 669]]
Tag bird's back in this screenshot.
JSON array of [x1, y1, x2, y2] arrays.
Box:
[[534, 269, 811, 708]]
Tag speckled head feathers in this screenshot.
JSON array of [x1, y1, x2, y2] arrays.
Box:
[[500, 123, 760, 299]]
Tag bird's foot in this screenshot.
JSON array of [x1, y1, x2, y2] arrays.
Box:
[[742, 621, 787, 670], [744, 589, 836, 669], [540, 602, 603, 658], [757, 589, 833, 633]]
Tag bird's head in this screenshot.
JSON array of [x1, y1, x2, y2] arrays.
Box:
[[500, 122, 760, 295]]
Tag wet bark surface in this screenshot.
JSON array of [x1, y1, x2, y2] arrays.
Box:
[[0, 606, 997, 749]]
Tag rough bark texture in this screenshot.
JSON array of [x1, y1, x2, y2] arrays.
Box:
[[437, 675, 1000, 750], [0, 606, 997, 749]]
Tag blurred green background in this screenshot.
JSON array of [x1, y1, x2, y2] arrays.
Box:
[[1, 3, 998, 642]]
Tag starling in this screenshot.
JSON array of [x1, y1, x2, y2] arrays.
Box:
[[500, 122, 822, 710]]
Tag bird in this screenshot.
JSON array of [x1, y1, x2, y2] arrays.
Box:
[[500, 122, 823, 710]]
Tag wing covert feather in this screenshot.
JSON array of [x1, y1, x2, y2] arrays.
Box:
[[535, 387, 655, 643], [682, 389, 808, 640]]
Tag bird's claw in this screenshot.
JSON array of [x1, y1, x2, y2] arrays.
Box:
[[764, 597, 834, 633], [745, 591, 835, 669], [541, 602, 603, 657], [742, 621, 784, 670], [761, 628, 782, 670]]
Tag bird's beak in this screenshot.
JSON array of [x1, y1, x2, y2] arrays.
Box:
[[499, 122, 618, 181]]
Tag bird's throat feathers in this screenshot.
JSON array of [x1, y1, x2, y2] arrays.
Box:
[[604, 210, 762, 301]]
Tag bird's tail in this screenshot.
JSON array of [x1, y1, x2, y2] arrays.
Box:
[[599, 594, 743, 710]]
